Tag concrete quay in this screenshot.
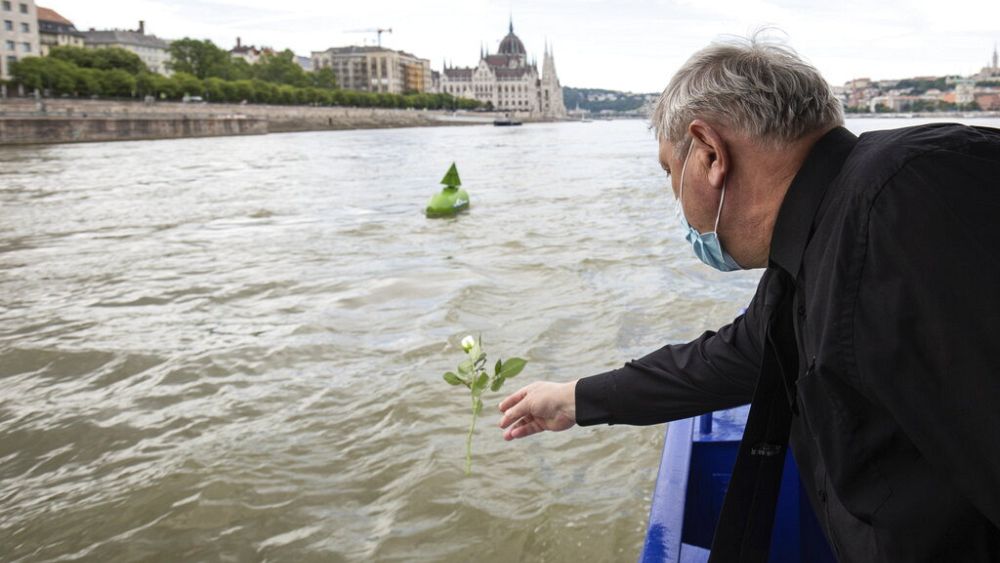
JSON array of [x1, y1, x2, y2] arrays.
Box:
[[0, 98, 546, 145]]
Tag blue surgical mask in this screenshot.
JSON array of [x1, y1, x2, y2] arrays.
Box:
[[677, 142, 742, 272]]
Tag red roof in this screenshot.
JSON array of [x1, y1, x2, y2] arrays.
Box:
[[36, 6, 74, 26]]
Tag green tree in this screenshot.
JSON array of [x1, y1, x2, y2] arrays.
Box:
[[135, 72, 157, 98], [276, 84, 296, 104], [203, 76, 227, 102], [250, 79, 277, 103], [98, 69, 137, 97], [12, 39, 482, 110], [892, 77, 948, 95], [48, 45, 95, 68], [910, 99, 941, 112], [72, 67, 101, 97], [229, 58, 253, 81], [150, 73, 174, 99], [314, 88, 333, 105], [169, 72, 203, 99], [10, 57, 76, 94], [310, 67, 337, 89], [92, 48, 147, 74], [50, 45, 146, 74], [253, 49, 310, 87], [168, 38, 232, 79], [231, 79, 254, 103]]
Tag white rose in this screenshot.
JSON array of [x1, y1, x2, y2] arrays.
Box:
[[461, 335, 476, 353]]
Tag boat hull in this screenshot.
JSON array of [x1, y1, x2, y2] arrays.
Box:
[[640, 407, 836, 563]]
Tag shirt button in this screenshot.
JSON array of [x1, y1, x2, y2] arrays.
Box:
[[797, 304, 806, 317], [817, 489, 828, 503]]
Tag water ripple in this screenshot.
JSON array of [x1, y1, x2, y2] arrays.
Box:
[[0, 119, 819, 561]]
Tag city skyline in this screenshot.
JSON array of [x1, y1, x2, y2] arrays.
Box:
[[35, 0, 1000, 93]]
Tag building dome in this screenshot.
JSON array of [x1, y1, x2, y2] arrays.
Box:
[[497, 21, 526, 56]]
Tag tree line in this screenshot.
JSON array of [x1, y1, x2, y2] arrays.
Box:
[[6, 40, 480, 111]]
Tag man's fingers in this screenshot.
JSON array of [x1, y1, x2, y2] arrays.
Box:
[[504, 417, 543, 441], [498, 398, 529, 429], [498, 387, 528, 413]]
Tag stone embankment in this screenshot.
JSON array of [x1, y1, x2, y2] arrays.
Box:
[[0, 98, 527, 145]]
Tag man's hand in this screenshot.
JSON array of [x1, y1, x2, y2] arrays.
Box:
[[498, 380, 578, 441]]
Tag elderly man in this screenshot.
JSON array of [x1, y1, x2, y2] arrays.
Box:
[[498, 35, 1000, 562]]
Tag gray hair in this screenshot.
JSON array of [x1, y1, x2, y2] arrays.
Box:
[[651, 32, 843, 150]]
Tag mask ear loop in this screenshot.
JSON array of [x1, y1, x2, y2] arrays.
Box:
[[713, 180, 726, 234], [678, 139, 694, 212]]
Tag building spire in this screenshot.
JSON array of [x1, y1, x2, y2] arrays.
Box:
[[509, 14, 513, 34]]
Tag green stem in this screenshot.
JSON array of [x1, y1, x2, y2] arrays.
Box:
[[465, 403, 478, 476]]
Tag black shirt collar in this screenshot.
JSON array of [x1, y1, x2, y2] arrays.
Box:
[[769, 126, 858, 277]]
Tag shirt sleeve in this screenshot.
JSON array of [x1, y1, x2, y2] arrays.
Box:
[[853, 149, 1000, 527], [576, 272, 770, 426]]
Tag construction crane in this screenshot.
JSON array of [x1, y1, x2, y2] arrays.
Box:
[[345, 28, 393, 48]]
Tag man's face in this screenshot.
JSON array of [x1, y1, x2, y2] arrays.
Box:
[[658, 138, 682, 200], [657, 136, 722, 236]]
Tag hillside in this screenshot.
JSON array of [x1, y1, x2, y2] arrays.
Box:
[[562, 87, 659, 114]]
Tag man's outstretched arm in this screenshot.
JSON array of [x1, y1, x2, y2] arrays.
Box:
[[500, 274, 772, 439]]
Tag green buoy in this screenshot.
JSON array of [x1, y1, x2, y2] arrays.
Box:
[[425, 163, 470, 218]]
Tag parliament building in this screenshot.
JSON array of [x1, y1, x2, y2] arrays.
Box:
[[441, 20, 566, 118]]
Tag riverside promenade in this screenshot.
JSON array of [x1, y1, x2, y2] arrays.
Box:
[[0, 98, 525, 145]]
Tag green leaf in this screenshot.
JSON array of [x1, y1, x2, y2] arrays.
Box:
[[443, 372, 463, 386], [472, 397, 483, 416], [494, 358, 502, 376], [458, 359, 473, 375], [473, 372, 489, 392], [489, 376, 504, 392], [498, 357, 527, 379]]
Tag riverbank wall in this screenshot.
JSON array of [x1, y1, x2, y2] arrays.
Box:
[[0, 115, 268, 144], [0, 98, 533, 145]]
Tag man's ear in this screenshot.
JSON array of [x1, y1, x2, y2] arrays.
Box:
[[687, 119, 728, 191]]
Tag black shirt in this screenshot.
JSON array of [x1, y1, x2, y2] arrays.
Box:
[[576, 124, 1000, 561]]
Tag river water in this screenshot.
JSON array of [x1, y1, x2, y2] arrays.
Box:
[[1, 116, 997, 562]]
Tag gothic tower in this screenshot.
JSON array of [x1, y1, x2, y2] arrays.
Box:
[[541, 42, 567, 118]]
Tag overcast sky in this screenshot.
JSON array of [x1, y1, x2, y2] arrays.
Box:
[[44, 0, 1000, 93]]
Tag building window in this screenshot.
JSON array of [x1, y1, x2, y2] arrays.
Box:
[[21, 41, 29, 52], [19, 21, 26, 32], [6, 54, 15, 66], [1, 2, 9, 11], [5, 40, 13, 50], [18, 2, 26, 13], [3, 19, 10, 30]]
